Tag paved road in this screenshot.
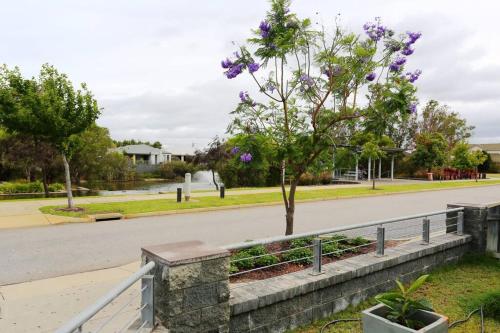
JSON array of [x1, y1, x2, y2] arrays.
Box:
[[1, 185, 499, 285]]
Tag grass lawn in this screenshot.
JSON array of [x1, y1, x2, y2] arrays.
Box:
[[39, 179, 500, 217], [487, 173, 500, 178], [289, 255, 500, 333]]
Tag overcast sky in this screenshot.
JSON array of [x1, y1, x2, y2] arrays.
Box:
[[2, 0, 499, 152]]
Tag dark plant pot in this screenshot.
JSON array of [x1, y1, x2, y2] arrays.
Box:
[[362, 304, 448, 333]]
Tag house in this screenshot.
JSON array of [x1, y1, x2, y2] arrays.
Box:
[[469, 143, 500, 169], [112, 144, 172, 165]]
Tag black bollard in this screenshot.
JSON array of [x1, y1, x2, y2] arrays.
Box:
[[177, 187, 182, 202], [220, 186, 225, 199]]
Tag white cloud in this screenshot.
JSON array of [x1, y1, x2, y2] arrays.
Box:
[[1, 0, 499, 150]]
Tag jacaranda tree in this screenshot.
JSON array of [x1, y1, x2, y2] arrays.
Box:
[[221, 0, 422, 234]]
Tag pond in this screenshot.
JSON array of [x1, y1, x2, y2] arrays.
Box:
[[0, 171, 218, 200]]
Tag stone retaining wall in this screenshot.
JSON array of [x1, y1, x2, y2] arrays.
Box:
[[229, 233, 471, 333]]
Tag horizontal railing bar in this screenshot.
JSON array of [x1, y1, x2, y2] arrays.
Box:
[[55, 261, 155, 333], [94, 288, 141, 333], [223, 208, 464, 250]]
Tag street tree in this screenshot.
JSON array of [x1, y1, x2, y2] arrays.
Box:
[[0, 64, 100, 208], [468, 149, 488, 182], [221, 0, 423, 234]]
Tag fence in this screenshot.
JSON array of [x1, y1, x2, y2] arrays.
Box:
[[223, 208, 464, 277], [55, 261, 156, 333]]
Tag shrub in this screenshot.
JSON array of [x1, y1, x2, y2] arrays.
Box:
[[282, 247, 313, 265], [245, 245, 278, 266], [322, 242, 341, 257], [230, 250, 254, 271], [465, 290, 500, 321], [290, 237, 314, 248], [298, 172, 315, 185], [158, 161, 197, 180], [0, 181, 44, 194], [48, 183, 65, 192]]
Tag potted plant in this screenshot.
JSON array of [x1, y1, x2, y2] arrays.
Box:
[[362, 275, 448, 332]]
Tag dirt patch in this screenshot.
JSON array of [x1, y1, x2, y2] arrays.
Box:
[[230, 240, 404, 283], [55, 207, 85, 212]]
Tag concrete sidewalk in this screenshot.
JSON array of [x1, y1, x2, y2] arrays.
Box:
[[0, 262, 142, 333]]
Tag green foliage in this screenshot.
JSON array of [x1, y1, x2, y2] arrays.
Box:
[[0, 181, 64, 194], [114, 139, 162, 149], [418, 100, 473, 152], [218, 133, 279, 187], [229, 245, 279, 273], [281, 247, 313, 265], [157, 161, 198, 180], [375, 275, 434, 329], [464, 290, 500, 321], [290, 237, 314, 248], [411, 133, 447, 172], [322, 241, 341, 257], [451, 142, 472, 170]]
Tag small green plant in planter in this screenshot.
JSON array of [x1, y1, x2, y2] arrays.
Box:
[[375, 275, 434, 329], [363, 274, 448, 332]]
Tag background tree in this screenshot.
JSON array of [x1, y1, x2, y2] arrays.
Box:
[[193, 136, 228, 190], [69, 125, 115, 184], [0, 64, 100, 208], [418, 100, 473, 153], [411, 133, 447, 173], [114, 139, 162, 149], [451, 141, 472, 171], [468, 149, 488, 182], [222, 0, 423, 234]]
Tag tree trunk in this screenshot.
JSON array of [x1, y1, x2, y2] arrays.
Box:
[[41, 168, 50, 197], [211, 169, 219, 190], [372, 160, 376, 190], [475, 167, 478, 182], [284, 179, 298, 235], [62, 153, 74, 208]]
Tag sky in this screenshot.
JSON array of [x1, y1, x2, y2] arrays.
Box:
[[1, 0, 499, 153]]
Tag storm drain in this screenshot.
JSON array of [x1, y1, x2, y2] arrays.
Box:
[[89, 213, 123, 222]]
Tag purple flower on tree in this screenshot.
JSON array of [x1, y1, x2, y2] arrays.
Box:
[[394, 57, 406, 66], [225, 63, 245, 79], [323, 65, 342, 78], [231, 146, 240, 155], [406, 31, 422, 45], [248, 62, 260, 73], [259, 21, 271, 38], [221, 58, 233, 69], [299, 74, 314, 86], [239, 91, 250, 103], [365, 72, 376, 81], [240, 152, 253, 163], [401, 47, 414, 56], [363, 18, 387, 42], [406, 69, 422, 83], [408, 103, 417, 114], [389, 63, 400, 72]]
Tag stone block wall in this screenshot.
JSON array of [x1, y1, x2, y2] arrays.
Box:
[[229, 234, 471, 333], [142, 241, 230, 333]]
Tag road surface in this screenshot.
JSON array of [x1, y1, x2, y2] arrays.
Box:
[[1, 185, 499, 285]]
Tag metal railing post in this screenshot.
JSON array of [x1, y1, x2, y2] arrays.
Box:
[[422, 217, 430, 244], [376, 225, 385, 256], [141, 275, 155, 330], [311, 238, 322, 275], [457, 211, 464, 236]]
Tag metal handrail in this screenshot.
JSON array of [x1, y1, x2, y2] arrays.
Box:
[[223, 207, 464, 250], [55, 261, 155, 333]]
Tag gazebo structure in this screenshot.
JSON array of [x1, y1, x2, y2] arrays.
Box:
[[332, 145, 405, 182]]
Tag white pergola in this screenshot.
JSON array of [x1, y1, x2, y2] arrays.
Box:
[[334, 146, 404, 182]]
